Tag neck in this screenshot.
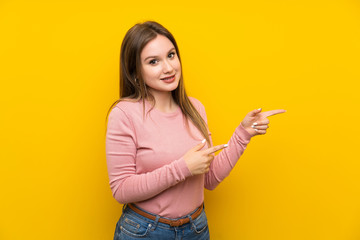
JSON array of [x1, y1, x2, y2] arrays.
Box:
[[147, 91, 177, 113]]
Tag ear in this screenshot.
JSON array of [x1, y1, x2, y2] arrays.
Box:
[[132, 74, 138, 82]]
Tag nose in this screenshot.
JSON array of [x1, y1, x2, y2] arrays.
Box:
[[162, 59, 174, 73]]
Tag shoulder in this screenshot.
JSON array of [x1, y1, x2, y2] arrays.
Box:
[[115, 98, 141, 111], [188, 96, 205, 112], [109, 98, 143, 121], [107, 99, 145, 133]]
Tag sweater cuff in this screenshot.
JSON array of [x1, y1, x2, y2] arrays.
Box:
[[235, 123, 252, 143], [176, 157, 193, 178]]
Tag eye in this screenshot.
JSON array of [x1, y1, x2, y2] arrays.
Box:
[[149, 59, 158, 65], [168, 52, 176, 58]]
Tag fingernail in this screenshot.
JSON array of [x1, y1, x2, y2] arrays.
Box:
[[252, 122, 258, 126], [224, 144, 228, 147], [254, 129, 258, 132], [202, 139, 206, 143], [258, 108, 262, 111]]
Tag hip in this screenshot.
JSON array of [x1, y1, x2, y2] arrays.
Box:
[[113, 203, 210, 240]]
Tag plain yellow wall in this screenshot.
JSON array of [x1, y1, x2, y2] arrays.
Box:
[[1, 0, 360, 239]]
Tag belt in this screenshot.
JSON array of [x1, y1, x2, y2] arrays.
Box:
[[127, 203, 203, 227]]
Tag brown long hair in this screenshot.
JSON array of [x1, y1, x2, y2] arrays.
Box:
[[105, 21, 210, 146]]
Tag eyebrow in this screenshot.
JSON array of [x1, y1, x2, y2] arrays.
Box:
[[144, 47, 176, 61]]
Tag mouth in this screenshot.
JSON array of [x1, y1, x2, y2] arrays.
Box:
[[160, 74, 176, 81], [160, 74, 176, 83]]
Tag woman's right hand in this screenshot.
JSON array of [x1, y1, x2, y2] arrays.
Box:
[[183, 140, 228, 175]]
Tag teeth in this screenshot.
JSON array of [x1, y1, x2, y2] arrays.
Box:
[[162, 76, 174, 80]]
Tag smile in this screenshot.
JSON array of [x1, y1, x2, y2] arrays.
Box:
[[160, 74, 176, 83]]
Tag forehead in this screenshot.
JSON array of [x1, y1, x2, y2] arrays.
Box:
[[141, 35, 175, 59]]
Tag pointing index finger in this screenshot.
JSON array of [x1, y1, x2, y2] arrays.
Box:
[[261, 109, 286, 118], [203, 144, 228, 155]]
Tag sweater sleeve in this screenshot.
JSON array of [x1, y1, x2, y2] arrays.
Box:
[[193, 99, 253, 190], [105, 106, 192, 204]]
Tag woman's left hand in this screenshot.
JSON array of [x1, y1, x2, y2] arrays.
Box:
[[241, 108, 286, 137]]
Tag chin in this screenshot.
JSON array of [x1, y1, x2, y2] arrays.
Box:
[[170, 80, 180, 91]]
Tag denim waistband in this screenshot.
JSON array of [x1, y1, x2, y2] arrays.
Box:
[[122, 203, 204, 229]]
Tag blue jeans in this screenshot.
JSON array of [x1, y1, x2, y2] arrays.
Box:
[[113, 204, 210, 240]]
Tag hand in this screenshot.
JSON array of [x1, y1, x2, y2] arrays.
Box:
[[183, 140, 228, 175], [241, 108, 286, 137]]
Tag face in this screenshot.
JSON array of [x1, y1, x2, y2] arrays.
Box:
[[140, 34, 181, 97]]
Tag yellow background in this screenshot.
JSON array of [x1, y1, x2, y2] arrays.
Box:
[[1, 0, 360, 239]]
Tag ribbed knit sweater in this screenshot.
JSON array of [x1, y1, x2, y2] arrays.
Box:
[[105, 97, 252, 218]]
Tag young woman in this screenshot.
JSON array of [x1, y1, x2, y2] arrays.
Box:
[[105, 21, 285, 240]]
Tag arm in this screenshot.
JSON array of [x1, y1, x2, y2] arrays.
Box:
[[204, 122, 252, 190], [192, 100, 252, 190], [105, 106, 192, 204]]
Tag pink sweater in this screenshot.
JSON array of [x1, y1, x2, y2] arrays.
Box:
[[105, 97, 252, 218]]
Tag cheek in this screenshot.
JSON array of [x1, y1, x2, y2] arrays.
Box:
[[174, 59, 181, 72], [142, 66, 161, 80]]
